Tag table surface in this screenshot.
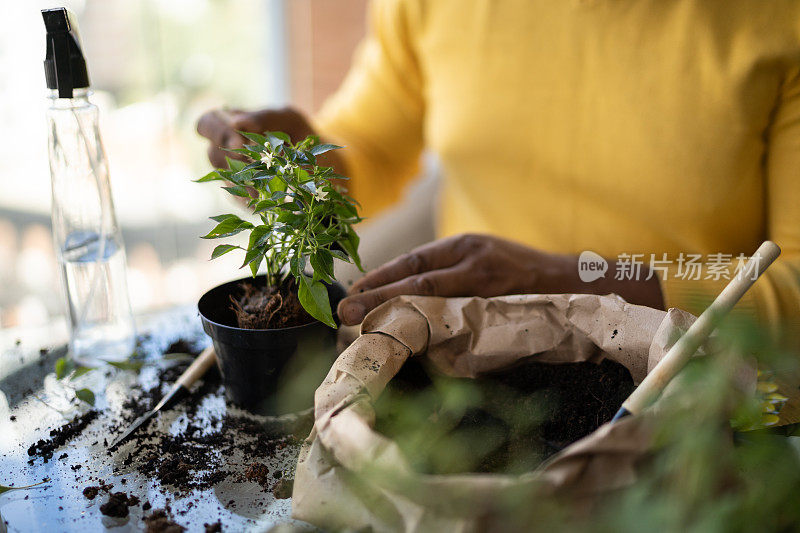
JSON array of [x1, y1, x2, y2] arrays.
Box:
[[0, 306, 313, 533]]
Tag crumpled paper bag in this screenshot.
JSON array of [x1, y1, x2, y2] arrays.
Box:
[[293, 293, 698, 532]]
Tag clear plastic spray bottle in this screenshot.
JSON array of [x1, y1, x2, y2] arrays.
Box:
[[42, 8, 135, 364]]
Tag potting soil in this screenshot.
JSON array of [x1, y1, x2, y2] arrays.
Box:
[[374, 357, 635, 475], [231, 279, 312, 329]]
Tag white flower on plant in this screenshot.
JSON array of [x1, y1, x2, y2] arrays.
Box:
[[260, 149, 274, 166], [314, 188, 328, 201]]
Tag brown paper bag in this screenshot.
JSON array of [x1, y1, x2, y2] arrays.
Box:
[[293, 294, 698, 532]]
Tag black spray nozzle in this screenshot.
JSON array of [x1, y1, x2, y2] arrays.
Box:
[[42, 7, 90, 98]]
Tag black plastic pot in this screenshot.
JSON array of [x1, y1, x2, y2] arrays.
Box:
[[198, 275, 345, 414]]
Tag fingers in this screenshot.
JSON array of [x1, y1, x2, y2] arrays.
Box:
[[197, 109, 236, 146], [198, 109, 254, 168], [207, 144, 229, 169], [338, 266, 469, 325], [351, 236, 469, 294], [197, 107, 318, 170]]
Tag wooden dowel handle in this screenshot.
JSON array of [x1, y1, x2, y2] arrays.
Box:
[[620, 241, 781, 416], [175, 346, 217, 389]]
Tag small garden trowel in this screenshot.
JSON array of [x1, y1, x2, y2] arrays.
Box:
[[108, 346, 217, 450]]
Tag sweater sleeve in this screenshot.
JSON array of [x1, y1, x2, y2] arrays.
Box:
[[313, 0, 425, 219], [660, 67, 800, 335]]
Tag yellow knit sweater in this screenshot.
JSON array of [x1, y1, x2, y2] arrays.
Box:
[[315, 0, 800, 329]]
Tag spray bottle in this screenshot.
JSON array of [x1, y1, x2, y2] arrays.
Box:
[[42, 8, 135, 364]]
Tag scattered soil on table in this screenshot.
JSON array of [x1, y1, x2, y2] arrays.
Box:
[[204, 521, 223, 533], [120, 411, 296, 493], [112, 353, 302, 494], [99, 491, 139, 518], [374, 357, 635, 475], [272, 478, 294, 499], [26, 409, 99, 464], [21, 335, 301, 530], [144, 508, 186, 533], [230, 279, 312, 329]]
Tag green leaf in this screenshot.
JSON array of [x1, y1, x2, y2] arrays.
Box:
[[251, 168, 278, 181], [55, 357, 72, 380], [163, 352, 193, 360], [248, 225, 271, 249], [222, 185, 252, 198], [106, 360, 144, 372], [211, 244, 240, 259], [224, 148, 262, 164], [0, 479, 49, 495], [210, 213, 242, 223], [298, 275, 336, 328], [240, 246, 265, 270], [239, 161, 264, 173], [277, 201, 305, 213], [329, 249, 351, 263], [277, 211, 305, 227], [273, 225, 295, 236], [239, 131, 268, 146], [334, 202, 359, 219], [268, 176, 287, 194], [269, 190, 291, 202], [310, 143, 341, 156], [253, 199, 277, 214], [75, 388, 95, 406], [310, 248, 335, 282], [70, 366, 95, 379], [290, 254, 307, 277], [194, 170, 224, 183], [226, 157, 246, 172], [202, 218, 254, 239], [340, 230, 363, 271], [315, 232, 337, 246], [297, 135, 319, 150], [266, 131, 290, 149], [249, 255, 261, 277]]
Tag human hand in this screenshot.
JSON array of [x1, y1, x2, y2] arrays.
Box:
[[336, 233, 664, 325], [196, 106, 345, 172], [337, 234, 572, 325]]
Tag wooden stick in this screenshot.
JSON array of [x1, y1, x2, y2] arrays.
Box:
[[612, 241, 781, 421], [175, 346, 217, 390]]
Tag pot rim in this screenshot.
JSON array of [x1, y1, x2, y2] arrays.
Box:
[[198, 274, 342, 333]]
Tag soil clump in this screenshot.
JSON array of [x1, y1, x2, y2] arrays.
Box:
[[204, 520, 223, 532], [99, 491, 139, 518], [243, 462, 271, 488], [144, 508, 186, 533]]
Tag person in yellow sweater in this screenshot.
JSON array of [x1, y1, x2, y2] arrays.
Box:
[[198, 0, 800, 332]]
